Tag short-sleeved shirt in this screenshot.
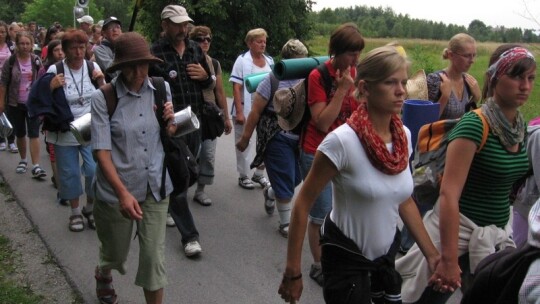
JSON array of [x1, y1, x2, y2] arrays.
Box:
[[91, 76, 173, 204], [302, 60, 358, 154], [17, 58, 32, 103], [46, 60, 101, 146], [319, 123, 413, 260], [448, 111, 529, 227]]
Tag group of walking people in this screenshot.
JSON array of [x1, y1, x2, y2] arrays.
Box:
[[1, 6, 539, 304]]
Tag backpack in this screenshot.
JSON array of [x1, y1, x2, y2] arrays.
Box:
[[269, 62, 333, 136], [461, 245, 540, 304], [509, 127, 539, 205], [99, 77, 199, 197], [412, 109, 489, 206], [55, 60, 99, 89]]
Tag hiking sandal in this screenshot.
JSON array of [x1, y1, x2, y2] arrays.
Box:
[[16, 161, 27, 174], [82, 207, 96, 230], [194, 191, 212, 206], [95, 267, 118, 304], [68, 215, 85, 232]]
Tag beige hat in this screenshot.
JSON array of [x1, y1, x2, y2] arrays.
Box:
[[107, 32, 163, 73], [77, 15, 94, 25], [406, 69, 428, 100], [161, 5, 193, 24], [273, 79, 306, 131]]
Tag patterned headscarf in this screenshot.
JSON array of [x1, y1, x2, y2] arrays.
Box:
[[487, 47, 535, 82]]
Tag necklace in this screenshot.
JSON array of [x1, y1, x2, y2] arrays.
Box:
[[67, 63, 84, 105]]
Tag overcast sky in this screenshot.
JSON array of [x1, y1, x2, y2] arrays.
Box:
[[312, 0, 540, 29]]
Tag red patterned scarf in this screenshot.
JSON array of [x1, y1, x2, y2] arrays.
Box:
[[347, 103, 408, 175]]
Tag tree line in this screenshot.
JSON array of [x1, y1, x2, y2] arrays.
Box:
[[312, 5, 540, 44]]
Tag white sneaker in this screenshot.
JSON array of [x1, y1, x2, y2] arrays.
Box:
[[184, 241, 202, 257], [166, 213, 175, 227], [8, 143, 18, 153], [0, 142, 6, 151]]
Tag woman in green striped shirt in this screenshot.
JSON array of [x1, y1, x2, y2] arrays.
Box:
[[398, 44, 535, 303]]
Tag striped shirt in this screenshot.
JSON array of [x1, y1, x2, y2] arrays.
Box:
[[448, 111, 529, 227]]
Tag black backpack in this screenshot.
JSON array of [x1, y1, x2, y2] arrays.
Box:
[[99, 77, 199, 198], [55, 60, 99, 89]]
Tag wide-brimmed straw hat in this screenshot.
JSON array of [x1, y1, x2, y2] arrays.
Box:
[[107, 32, 163, 73], [406, 69, 428, 100], [273, 80, 306, 131]]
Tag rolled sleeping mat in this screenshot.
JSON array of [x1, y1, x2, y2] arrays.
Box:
[[401, 99, 440, 151], [245, 72, 270, 93], [273, 56, 329, 80]]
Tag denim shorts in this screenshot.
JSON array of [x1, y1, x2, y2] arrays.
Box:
[[54, 144, 96, 200], [300, 150, 332, 225], [263, 133, 301, 200], [8, 104, 40, 138]]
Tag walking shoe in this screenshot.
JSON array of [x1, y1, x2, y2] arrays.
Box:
[[69, 215, 85, 232], [82, 207, 96, 230], [193, 191, 212, 206], [31, 166, 47, 179], [57, 192, 69, 206], [238, 176, 254, 189], [8, 143, 18, 153], [184, 241, 202, 257], [166, 213, 175, 227], [309, 264, 324, 287], [278, 223, 289, 238], [0, 142, 6, 151], [15, 161, 27, 174], [251, 174, 270, 188], [263, 186, 275, 215]]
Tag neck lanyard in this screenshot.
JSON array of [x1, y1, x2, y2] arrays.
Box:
[[67, 62, 84, 105]]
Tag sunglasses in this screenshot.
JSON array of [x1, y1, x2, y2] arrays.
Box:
[[193, 36, 212, 43]]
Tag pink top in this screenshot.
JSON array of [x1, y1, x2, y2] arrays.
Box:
[[18, 58, 32, 103], [0, 44, 11, 72]]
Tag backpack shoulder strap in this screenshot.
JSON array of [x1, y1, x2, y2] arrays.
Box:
[[85, 59, 99, 89], [316, 63, 332, 97], [54, 61, 64, 75], [4, 55, 16, 87], [150, 76, 167, 128], [99, 82, 118, 120], [268, 72, 280, 103], [473, 108, 489, 152]]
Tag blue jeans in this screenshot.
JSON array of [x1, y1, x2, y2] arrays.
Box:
[[263, 133, 301, 200], [169, 189, 199, 245], [198, 139, 216, 185], [54, 144, 95, 200], [299, 150, 332, 225]]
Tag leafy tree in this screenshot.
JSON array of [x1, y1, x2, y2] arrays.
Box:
[[94, 0, 133, 28], [22, 0, 103, 29], [0, 0, 31, 23], [467, 19, 489, 41]]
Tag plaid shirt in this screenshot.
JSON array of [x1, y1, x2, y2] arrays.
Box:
[[150, 37, 212, 116]]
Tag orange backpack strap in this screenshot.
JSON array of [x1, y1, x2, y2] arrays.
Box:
[[473, 108, 489, 152]]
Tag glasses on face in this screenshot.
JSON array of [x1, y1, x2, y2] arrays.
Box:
[[193, 36, 212, 43], [454, 52, 476, 60]]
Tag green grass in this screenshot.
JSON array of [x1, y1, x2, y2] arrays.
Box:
[[0, 235, 44, 304], [222, 37, 539, 121]]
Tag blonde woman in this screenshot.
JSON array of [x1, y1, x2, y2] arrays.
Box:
[[279, 46, 440, 304], [427, 33, 481, 119]]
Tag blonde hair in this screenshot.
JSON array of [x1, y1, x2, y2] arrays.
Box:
[[442, 33, 476, 59], [354, 46, 408, 99], [245, 28, 267, 44]]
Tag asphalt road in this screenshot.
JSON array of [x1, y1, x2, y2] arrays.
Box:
[[0, 99, 461, 304]]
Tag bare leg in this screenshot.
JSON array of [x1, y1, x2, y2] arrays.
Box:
[[16, 136, 26, 159], [143, 288, 164, 304], [29, 137, 40, 165]]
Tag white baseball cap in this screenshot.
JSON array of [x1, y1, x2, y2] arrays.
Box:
[[77, 15, 94, 25]]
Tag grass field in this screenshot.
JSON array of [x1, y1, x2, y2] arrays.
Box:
[[222, 37, 540, 121]]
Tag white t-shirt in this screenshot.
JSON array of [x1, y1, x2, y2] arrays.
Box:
[[318, 123, 413, 260], [46, 60, 101, 145]]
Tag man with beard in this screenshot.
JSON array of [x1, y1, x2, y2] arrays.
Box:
[[94, 16, 122, 82], [149, 4, 213, 258]]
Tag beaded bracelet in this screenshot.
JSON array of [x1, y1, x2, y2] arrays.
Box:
[[282, 273, 302, 281]]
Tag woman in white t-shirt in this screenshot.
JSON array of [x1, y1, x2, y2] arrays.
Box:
[[279, 46, 441, 304], [47, 29, 104, 232]]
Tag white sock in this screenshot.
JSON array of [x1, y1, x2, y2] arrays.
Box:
[[71, 206, 81, 216], [32, 164, 40, 169], [254, 168, 264, 177], [277, 202, 291, 226], [267, 187, 276, 200]]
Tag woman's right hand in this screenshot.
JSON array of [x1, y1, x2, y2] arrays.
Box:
[[235, 137, 248, 152], [439, 73, 452, 100], [428, 257, 461, 293], [335, 66, 354, 91], [50, 73, 65, 90], [234, 112, 245, 125], [278, 276, 303, 303]]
